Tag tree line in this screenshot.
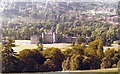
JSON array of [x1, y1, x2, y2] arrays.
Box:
[[2, 2, 119, 46], [2, 37, 120, 73], [2, 19, 120, 46]]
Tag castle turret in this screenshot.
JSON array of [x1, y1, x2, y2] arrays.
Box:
[[30, 35, 40, 44], [53, 32, 58, 43], [42, 32, 45, 43]]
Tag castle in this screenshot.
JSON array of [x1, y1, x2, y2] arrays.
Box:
[[30, 31, 76, 44]]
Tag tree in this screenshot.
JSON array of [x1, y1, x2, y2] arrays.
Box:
[[63, 44, 84, 58], [87, 37, 94, 44], [70, 54, 84, 70], [82, 56, 101, 70], [43, 48, 64, 71], [97, 48, 104, 59], [62, 57, 71, 71], [84, 48, 96, 56], [18, 49, 46, 71], [84, 39, 103, 56], [36, 43, 43, 51], [2, 37, 24, 72], [62, 49, 74, 58], [101, 48, 119, 69], [75, 35, 85, 44], [71, 42, 75, 46], [72, 44, 85, 55], [117, 28, 120, 40], [112, 53, 120, 64], [2, 55, 25, 73], [56, 24, 64, 34], [101, 57, 111, 69], [82, 57, 91, 70], [97, 41, 104, 58], [62, 54, 84, 71], [104, 48, 116, 58]]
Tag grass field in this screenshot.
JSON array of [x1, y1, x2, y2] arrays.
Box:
[[34, 68, 118, 74], [13, 40, 72, 53], [61, 68, 118, 72]]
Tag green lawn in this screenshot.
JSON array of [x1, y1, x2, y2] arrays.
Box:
[[34, 68, 118, 74], [13, 40, 72, 53], [61, 68, 118, 72]]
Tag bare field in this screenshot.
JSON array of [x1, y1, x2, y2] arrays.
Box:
[[13, 40, 72, 53]]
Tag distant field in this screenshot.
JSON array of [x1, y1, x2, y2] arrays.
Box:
[[13, 40, 72, 53], [34, 68, 118, 74], [61, 68, 118, 73]]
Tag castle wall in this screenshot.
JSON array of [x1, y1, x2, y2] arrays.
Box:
[[30, 33, 76, 44], [43, 34, 54, 43], [53, 33, 59, 43], [31, 35, 40, 44], [60, 37, 76, 43]]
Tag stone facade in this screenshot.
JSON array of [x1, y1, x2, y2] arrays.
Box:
[[41, 32, 59, 43], [31, 35, 41, 44], [30, 32, 76, 44], [31, 32, 59, 44]]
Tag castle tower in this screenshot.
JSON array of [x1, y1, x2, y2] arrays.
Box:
[[53, 32, 56, 43], [42, 32, 45, 43], [30, 35, 40, 44], [53, 32, 58, 43]]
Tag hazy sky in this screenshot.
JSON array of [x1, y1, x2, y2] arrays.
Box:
[[0, 0, 119, 2]]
